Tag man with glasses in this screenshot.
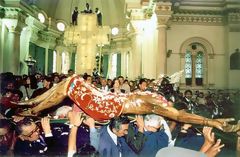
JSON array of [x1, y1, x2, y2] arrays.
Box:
[[14, 117, 67, 156], [0, 119, 15, 155]]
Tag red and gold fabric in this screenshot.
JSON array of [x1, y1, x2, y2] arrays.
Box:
[[67, 76, 125, 121]]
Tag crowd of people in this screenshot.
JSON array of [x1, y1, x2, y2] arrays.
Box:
[[0, 70, 239, 157]]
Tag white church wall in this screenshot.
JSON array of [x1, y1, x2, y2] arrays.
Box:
[[167, 24, 228, 88]]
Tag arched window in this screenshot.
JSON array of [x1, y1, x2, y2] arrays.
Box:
[[195, 51, 204, 85], [61, 52, 70, 74], [184, 43, 205, 86], [185, 50, 192, 85], [53, 50, 57, 73]]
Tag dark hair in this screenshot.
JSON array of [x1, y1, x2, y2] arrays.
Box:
[[68, 69, 74, 73], [74, 144, 99, 157], [118, 76, 124, 79], [1, 89, 13, 96], [139, 78, 146, 85], [110, 78, 119, 88], [123, 80, 129, 84], [109, 116, 130, 131], [15, 117, 34, 135], [0, 119, 12, 130], [12, 89, 23, 99], [43, 76, 52, 82], [184, 89, 193, 95], [83, 74, 91, 81]]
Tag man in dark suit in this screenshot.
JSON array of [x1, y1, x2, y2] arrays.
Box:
[[82, 3, 92, 13], [98, 116, 145, 157], [98, 116, 130, 157], [72, 7, 79, 25], [95, 8, 102, 26], [14, 117, 68, 156], [182, 90, 196, 113]]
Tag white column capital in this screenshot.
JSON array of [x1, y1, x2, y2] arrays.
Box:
[[2, 7, 27, 33], [155, 1, 173, 26]]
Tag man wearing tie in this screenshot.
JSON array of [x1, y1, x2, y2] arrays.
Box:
[[100, 78, 109, 92]]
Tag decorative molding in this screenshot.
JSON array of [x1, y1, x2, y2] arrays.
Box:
[[172, 15, 224, 25], [155, 1, 172, 12], [155, 1, 173, 25], [208, 54, 214, 59], [2, 7, 28, 32], [156, 15, 171, 25], [180, 37, 214, 55], [38, 29, 61, 43], [228, 12, 240, 23], [3, 8, 27, 23]]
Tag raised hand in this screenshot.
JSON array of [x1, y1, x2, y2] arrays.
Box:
[[200, 127, 215, 153], [84, 116, 95, 129], [135, 115, 144, 133], [68, 110, 84, 127], [41, 117, 51, 135], [205, 139, 224, 157]]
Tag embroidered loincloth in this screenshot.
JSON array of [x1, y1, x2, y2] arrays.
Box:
[[67, 76, 125, 121]]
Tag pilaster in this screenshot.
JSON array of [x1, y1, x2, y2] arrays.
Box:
[[2, 7, 27, 74], [155, 1, 172, 76]]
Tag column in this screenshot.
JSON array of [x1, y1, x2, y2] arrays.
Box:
[[45, 46, 49, 75], [156, 24, 167, 76], [2, 9, 27, 74], [191, 54, 197, 86], [20, 26, 32, 74], [2, 21, 25, 74], [130, 20, 145, 79], [55, 46, 63, 73], [0, 21, 5, 73], [155, 1, 172, 77]]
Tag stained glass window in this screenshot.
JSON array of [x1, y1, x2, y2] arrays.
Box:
[[184, 43, 205, 86], [195, 51, 203, 78], [185, 50, 192, 78]]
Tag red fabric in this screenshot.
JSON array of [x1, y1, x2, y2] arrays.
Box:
[[67, 76, 124, 121], [0, 97, 17, 109]]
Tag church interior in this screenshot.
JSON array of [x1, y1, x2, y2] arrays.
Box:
[[1, 0, 240, 156], [0, 0, 239, 89]]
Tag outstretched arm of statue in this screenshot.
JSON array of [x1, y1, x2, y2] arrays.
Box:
[[18, 76, 72, 115], [122, 94, 240, 132]]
